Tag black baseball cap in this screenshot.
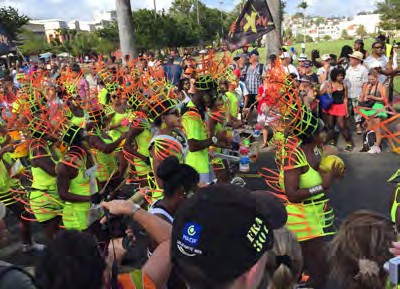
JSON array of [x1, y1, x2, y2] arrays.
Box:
[[249, 50, 259, 57], [171, 184, 287, 285]]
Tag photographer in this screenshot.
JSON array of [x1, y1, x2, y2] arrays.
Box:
[[35, 201, 172, 289]]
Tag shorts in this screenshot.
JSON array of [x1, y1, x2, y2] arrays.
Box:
[[286, 195, 335, 242], [257, 114, 276, 127], [327, 103, 347, 117], [199, 165, 216, 184], [360, 103, 387, 118], [29, 190, 63, 223], [246, 94, 257, 109]]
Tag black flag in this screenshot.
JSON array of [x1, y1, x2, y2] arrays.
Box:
[[226, 0, 275, 51]]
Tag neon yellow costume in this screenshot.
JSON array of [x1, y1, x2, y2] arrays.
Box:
[[280, 144, 335, 242], [181, 101, 210, 177], [29, 139, 63, 222], [89, 128, 118, 182], [61, 150, 99, 231], [148, 131, 187, 202]]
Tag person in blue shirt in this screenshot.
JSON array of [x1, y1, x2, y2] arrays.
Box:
[[163, 56, 182, 86]]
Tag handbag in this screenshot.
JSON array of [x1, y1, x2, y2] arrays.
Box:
[[359, 83, 378, 108], [319, 93, 334, 110]]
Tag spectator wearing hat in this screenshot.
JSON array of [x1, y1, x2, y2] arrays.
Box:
[[244, 50, 264, 120], [302, 60, 318, 85], [364, 41, 392, 85], [280, 52, 299, 80], [317, 54, 334, 84], [345, 51, 368, 135], [354, 39, 369, 59], [171, 184, 287, 289]]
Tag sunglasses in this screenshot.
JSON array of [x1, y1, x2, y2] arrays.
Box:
[[373, 46, 383, 49]]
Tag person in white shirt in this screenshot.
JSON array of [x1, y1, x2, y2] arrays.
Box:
[[317, 54, 334, 84], [345, 51, 368, 135], [280, 52, 299, 79], [364, 41, 392, 84], [392, 44, 398, 71]]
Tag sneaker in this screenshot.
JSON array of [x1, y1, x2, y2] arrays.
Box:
[[344, 144, 353, 152], [368, 145, 381, 154], [22, 242, 45, 253]]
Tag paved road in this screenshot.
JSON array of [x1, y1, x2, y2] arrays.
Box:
[[1, 145, 399, 272]]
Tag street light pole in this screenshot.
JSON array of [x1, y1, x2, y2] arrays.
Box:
[[153, 0, 157, 19]]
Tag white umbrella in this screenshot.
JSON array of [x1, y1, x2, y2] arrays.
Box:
[[57, 52, 71, 58], [39, 52, 53, 59]]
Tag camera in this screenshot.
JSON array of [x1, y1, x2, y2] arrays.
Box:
[[311, 49, 320, 59], [384, 257, 400, 285]]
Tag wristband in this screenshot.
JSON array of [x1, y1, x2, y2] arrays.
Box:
[[309, 185, 323, 195], [131, 203, 141, 217]]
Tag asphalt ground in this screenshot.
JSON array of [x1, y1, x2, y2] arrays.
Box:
[[0, 129, 399, 289]]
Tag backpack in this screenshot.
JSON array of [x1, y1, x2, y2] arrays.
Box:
[[0, 264, 36, 288]]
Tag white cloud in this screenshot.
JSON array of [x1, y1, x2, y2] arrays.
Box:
[[0, 0, 173, 21]]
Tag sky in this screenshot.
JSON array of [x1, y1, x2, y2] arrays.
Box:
[[0, 0, 379, 21]]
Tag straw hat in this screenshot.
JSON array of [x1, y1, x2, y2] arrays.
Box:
[[348, 51, 364, 61]]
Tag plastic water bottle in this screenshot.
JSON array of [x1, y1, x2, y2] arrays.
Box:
[[253, 124, 263, 138], [239, 139, 251, 172]]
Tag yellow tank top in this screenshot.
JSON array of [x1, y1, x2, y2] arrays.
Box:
[[29, 140, 57, 191]]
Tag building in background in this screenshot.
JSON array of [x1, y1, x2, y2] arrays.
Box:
[[27, 10, 115, 44]]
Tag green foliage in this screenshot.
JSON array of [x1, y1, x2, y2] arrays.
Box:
[[0, 6, 30, 40], [341, 29, 352, 40], [19, 28, 49, 55], [323, 35, 332, 41], [297, 1, 308, 10], [295, 33, 313, 43], [356, 25, 367, 37], [376, 0, 400, 31]]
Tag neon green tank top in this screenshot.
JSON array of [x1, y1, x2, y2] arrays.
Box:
[[29, 140, 57, 191], [89, 128, 117, 181], [62, 152, 92, 196], [109, 111, 129, 140], [280, 145, 324, 201]]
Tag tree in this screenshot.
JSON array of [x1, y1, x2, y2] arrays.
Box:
[[341, 29, 352, 40], [297, 1, 308, 43], [315, 16, 325, 27], [116, 0, 137, 62], [0, 6, 29, 41], [376, 0, 400, 31], [19, 29, 49, 55], [356, 25, 367, 37], [266, 0, 283, 58], [323, 35, 332, 41]]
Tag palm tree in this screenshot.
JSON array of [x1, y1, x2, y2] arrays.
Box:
[[297, 1, 308, 43], [266, 0, 283, 58], [116, 0, 137, 62]]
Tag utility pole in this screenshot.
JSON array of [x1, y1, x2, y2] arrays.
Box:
[[153, 0, 157, 19]]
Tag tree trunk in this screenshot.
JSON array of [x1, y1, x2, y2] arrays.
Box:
[[265, 0, 282, 62], [116, 0, 136, 62]]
